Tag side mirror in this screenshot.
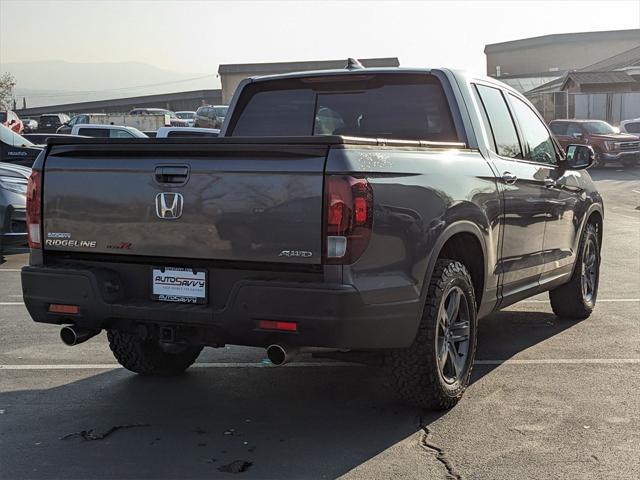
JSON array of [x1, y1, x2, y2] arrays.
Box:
[[564, 144, 595, 170]]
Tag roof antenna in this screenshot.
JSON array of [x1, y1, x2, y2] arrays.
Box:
[[345, 58, 365, 70]]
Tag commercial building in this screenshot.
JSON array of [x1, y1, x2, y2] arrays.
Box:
[[16, 89, 222, 117], [485, 29, 640, 91], [485, 29, 640, 123], [218, 57, 400, 103]]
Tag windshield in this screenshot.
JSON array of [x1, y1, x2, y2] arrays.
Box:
[[230, 74, 457, 141], [176, 112, 195, 119], [0, 124, 34, 147], [583, 121, 616, 135]]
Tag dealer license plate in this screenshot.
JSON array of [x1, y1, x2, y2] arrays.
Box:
[[151, 267, 207, 304]]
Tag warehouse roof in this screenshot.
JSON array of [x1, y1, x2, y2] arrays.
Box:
[[485, 29, 640, 53], [560, 71, 636, 90], [580, 45, 640, 71]]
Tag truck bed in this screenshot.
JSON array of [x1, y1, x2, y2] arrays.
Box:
[[40, 136, 464, 266]]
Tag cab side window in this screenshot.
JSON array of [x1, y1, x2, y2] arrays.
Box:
[[508, 94, 557, 165], [474, 84, 522, 159], [110, 129, 135, 138]]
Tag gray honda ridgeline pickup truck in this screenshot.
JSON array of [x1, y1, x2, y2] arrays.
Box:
[[22, 65, 603, 409]]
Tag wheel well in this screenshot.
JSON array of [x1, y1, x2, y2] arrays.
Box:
[[438, 232, 485, 307], [587, 210, 603, 250]]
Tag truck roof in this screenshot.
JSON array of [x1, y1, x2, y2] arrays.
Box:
[[247, 65, 521, 97]]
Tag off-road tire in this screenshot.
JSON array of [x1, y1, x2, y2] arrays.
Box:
[[388, 259, 477, 410], [549, 223, 600, 320], [107, 329, 203, 375]]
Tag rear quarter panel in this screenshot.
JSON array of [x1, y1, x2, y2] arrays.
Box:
[[326, 146, 501, 309]]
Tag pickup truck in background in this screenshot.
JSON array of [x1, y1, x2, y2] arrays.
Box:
[[550, 118, 640, 167], [57, 113, 171, 134], [70, 124, 148, 138], [21, 65, 603, 409]]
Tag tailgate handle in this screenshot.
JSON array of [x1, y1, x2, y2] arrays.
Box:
[[155, 166, 189, 184]]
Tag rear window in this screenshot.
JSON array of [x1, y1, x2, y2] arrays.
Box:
[[229, 74, 457, 141], [40, 115, 62, 124]]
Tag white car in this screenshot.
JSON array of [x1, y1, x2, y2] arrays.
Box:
[[70, 124, 148, 138], [155, 127, 220, 138], [175, 111, 196, 127], [620, 118, 640, 135]]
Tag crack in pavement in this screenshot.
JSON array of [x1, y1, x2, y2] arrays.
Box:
[[417, 416, 463, 480]]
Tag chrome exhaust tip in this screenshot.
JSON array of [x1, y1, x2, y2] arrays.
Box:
[[266, 344, 299, 366], [60, 326, 100, 346]]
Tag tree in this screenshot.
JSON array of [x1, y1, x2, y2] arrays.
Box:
[[0, 72, 16, 110]]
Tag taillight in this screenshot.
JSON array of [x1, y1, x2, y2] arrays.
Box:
[[26, 170, 41, 249], [324, 175, 373, 264]]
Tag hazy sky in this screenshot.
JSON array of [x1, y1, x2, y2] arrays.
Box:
[[1, 0, 639, 82]]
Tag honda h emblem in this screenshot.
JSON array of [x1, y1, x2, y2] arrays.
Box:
[[155, 193, 184, 219]]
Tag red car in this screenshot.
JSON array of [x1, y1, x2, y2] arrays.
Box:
[[0, 110, 23, 134]]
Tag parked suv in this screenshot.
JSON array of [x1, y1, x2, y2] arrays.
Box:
[[194, 105, 228, 129], [38, 114, 70, 133], [550, 119, 639, 167]]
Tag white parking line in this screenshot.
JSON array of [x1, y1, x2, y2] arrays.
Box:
[[476, 358, 640, 365], [1, 299, 638, 307], [0, 362, 361, 370], [0, 269, 21, 272], [520, 299, 639, 303], [1, 359, 639, 371]]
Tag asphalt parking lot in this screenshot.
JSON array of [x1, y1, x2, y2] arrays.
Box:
[[1, 167, 638, 480]]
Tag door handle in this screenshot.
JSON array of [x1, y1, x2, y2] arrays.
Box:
[[544, 178, 557, 188], [502, 172, 517, 185], [155, 166, 189, 184]]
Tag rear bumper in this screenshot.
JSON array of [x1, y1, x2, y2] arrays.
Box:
[[21, 264, 423, 350]]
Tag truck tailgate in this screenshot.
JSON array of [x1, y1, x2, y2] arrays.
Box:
[[41, 142, 328, 264]]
